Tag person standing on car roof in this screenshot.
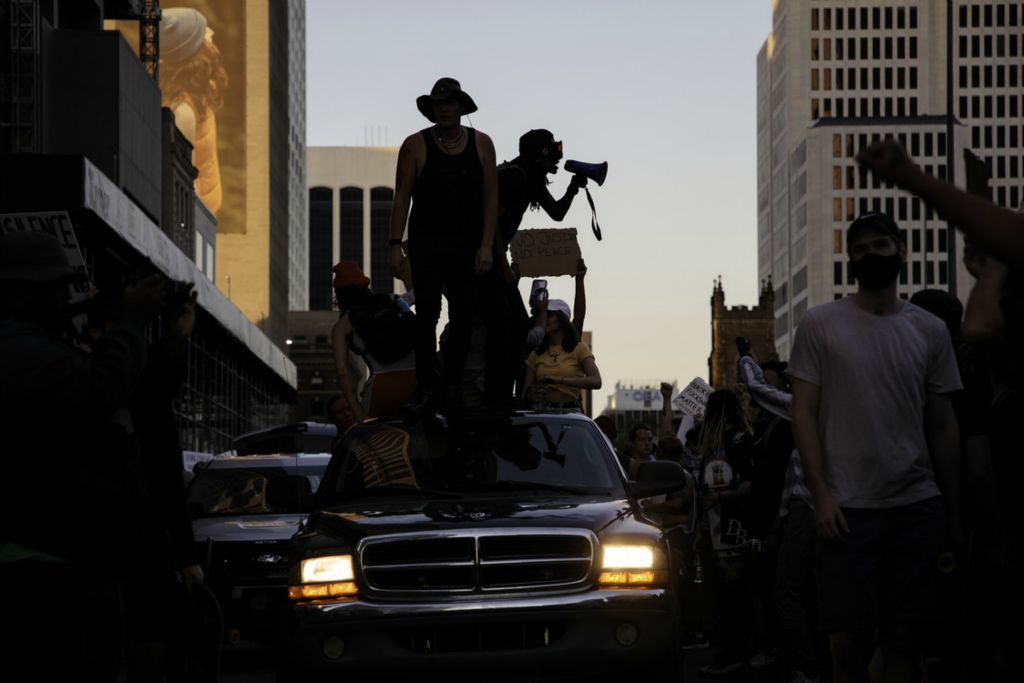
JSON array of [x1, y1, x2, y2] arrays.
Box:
[[388, 77, 509, 413], [0, 231, 167, 681], [498, 130, 589, 401]]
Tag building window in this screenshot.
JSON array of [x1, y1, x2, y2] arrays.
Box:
[[812, 99, 820, 119], [339, 186, 364, 267], [811, 8, 819, 31], [195, 232, 204, 270], [309, 187, 335, 311], [811, 39, 819, 61], [846, 197, 855, 221], [370, 187, 395, 294], [833, 198, 842, 221], [812, 69, 819, 90], [833, 229, 843, 253], [205, 242, 215, 282], [832, 134, 842, 158], [793, 267, 807, 294], [833, 166, 842, 190]]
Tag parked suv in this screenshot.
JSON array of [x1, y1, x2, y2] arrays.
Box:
[[189, 450, 332, 646], [278, 413, 690, 681]]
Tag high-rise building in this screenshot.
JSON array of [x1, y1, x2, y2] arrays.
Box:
[[757, 1, 1021, 358], [286, 0, 308, 312], [304, 146, 400, 311]]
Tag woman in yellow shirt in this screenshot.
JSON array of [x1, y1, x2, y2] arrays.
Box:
[[524, 299, 602, 410]]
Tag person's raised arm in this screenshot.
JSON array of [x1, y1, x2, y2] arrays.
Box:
[[925, 391, 963, 547], [572, 258, 587, 337], [792, 378, 847, 541], [858, 140, 1024, 272], [738, 356, 792, 420], [524, 290, 548, 353], [658, 382, 675, 440], [538, 174, 586, 222], [390, 135, 420, 277], [476, 132, 498, 274]]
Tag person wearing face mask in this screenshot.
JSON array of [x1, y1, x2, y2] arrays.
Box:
[[788, 213, 963, 683]]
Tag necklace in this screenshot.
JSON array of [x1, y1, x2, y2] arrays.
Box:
[[436, 126, 465, 151]]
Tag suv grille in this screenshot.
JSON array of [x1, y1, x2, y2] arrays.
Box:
[[359, 530, 594, 595]]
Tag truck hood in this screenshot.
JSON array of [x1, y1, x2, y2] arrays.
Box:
[[305, 496, 654, 545], [193, 514, 306, 543]]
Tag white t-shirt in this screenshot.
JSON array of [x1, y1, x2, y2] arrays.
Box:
[[788, 298, 962, 509]]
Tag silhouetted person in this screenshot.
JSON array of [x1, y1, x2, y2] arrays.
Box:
[[790, 213, 962, 683], [85, 284, 205, 681], [0, 232, 166, 682], [389, 77, 502, 412]]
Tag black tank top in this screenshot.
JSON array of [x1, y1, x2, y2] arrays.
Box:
[[409, 127, 484, 252]]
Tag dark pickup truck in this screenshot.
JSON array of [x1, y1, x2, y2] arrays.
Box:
[[278, 412, 691, 682]]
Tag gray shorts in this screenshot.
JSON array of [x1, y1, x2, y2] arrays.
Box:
[[816, 496, 946, 632]]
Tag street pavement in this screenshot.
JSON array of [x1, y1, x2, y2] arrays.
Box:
[[216, 643, 772, 682]]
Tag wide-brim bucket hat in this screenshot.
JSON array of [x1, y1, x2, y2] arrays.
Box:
[[416, 77, 478, 122]]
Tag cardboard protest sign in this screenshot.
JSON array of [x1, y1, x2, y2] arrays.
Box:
[[510, 228, 582, 277], [1, 211, 92, 302], [673, 377, 713, 417]]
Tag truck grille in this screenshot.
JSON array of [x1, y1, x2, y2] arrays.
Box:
[[358, 529, 594, 595], [204, 540, 291, 583]]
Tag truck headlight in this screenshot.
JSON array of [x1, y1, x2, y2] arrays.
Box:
[[602, 545, 655, 569], [599, 545, 667, 587], [288, 555, 358, 600]]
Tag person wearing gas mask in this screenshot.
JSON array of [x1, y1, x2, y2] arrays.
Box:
[[788, 213, 963, 683], [496, 130, 589, 403]]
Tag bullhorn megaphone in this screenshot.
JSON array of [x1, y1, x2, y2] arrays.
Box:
[[564, 160, 608, 186], [563, 160, 607, 241]]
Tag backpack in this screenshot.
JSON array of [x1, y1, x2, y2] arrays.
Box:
[[347, 293, 414, 365]]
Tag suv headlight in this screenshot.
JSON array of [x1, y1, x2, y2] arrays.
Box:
[[288, 555, 358, 600], [599, 544, 668, 587]]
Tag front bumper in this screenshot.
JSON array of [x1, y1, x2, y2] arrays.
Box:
[[279, 588, 677, 681]]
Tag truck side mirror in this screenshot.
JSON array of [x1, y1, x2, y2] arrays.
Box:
[[630, 460, 690, 499]]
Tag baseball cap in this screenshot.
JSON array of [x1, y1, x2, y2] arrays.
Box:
[[547, 298, 571, 319], [846, 212, 904, 247]]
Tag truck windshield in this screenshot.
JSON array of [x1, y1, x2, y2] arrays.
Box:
[[322, 417, 621, 500], [188, 465, 325, 517]]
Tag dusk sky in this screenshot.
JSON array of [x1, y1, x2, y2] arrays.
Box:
[[307, 0, 773, 410]]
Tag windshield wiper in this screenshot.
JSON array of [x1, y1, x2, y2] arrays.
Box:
[[335, 485, 463, 500], [455, 481, 607, 496]]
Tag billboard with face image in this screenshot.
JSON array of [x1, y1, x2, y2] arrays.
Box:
[[109, 1, 249, 233]]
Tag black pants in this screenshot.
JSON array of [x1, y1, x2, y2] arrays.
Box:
[[411, 247, 512, 407], [504, 283, 532, 401]]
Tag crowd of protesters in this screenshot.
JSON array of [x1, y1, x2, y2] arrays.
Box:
[[610, 140, 1022, 682], [5, 72, 1024, 683]]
